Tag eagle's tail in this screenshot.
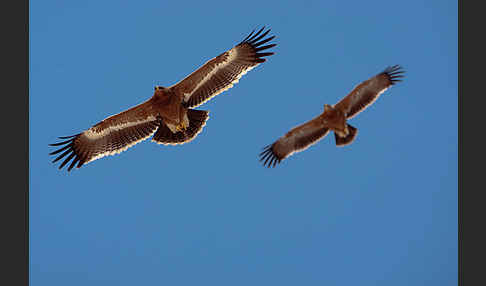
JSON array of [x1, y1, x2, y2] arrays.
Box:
[[152, 109, 209, 145], [185, 109, 210, 140], [334, 123, 358, 146]]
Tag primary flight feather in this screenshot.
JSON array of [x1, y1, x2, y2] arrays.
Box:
[[50, 27, 276, 171], [259, 65, 405, 168]]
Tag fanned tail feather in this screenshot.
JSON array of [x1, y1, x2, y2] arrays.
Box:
[[152, 109, 210, 145], [334, 124, 358, 146]]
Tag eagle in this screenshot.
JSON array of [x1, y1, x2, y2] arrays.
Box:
[[50, 27, 276, 171], [259, 65, 405, 168]]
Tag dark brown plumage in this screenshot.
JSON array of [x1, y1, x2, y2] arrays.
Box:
[[259, 65, 404, 168], [50, 27, 276, 171]]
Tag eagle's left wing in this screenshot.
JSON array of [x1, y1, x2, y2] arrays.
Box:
[[170, 27, 276, 108], [259, 115, 330, 168], [334, 65, 404, 119]]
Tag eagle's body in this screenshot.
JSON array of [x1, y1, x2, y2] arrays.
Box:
[[150, 87, 188, 133], [260, 65, 405, 168], [50, 27, 276, 171]]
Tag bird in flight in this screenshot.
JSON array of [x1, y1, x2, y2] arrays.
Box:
[[50, 27, 276, 171], [259, 65, 405, 168]]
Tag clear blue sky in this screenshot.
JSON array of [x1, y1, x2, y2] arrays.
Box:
[[30, 1, 457, 285]]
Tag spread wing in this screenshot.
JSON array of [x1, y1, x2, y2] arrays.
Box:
[[171, 27, 276, 108], [333, 65, 405, 119], [259, 115, 330, 168], [49, 99, 160, 171]]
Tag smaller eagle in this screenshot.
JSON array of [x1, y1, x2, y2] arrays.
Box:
[[259, 65, 405, 168], [50, 27, 276, 171]]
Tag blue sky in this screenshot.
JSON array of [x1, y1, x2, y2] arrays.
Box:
[[30, 1, 457, 285]]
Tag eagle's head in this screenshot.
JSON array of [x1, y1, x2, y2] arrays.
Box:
[[153, 85, 169, 97]]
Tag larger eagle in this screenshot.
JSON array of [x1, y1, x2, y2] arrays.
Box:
[[259, 65, 405, 168], [50, 27, 276, 171]]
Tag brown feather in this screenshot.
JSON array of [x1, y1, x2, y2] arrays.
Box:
[[171, 27, 276, 108], [259, 116, 330, 168], [334, 65, 404, 119], [152, 109, 210, 145], [49, 100, 161, 171], [334, 124, 358, 146]]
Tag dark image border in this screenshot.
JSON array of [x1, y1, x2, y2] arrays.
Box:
[[3, 0, 28, 285]]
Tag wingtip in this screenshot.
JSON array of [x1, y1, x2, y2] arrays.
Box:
[[258, 144, 282, 168], [383, 64, 405, 84], [50, 133, 83, 172], [240, 27, 275, 44], [237, 27, 276, 63], [383, 64, 405, 74], [58, 134, 79, 139], [239, 26, 267, 44]]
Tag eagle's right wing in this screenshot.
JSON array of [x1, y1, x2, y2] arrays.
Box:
[[259, 115, 330, 168], [49, 99, 160, 171]]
